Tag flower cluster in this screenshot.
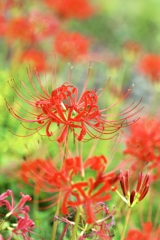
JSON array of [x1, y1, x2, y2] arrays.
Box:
[[117, 170, 150, 207], [0, 190, 34, 239]]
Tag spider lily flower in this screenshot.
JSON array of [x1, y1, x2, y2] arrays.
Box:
[[0, 190, 35, 239], [124, 117, 160, 180], [5, 192, 32, 218], [125, 221, 160, 240], [139, 54, 160, 82], [21, 49, 49, 72], [35, 155, 118, 224], [5, 17, 35, 44], [19, 158, 56, 194], [116, 170, 150, 207], [124, 118, 160, 163], [44, 0, 96, 19], [6, 69, 141, 143], [54, 31, 90, 61]]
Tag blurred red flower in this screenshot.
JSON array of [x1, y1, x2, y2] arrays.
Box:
[[139, 54, 160, 81], [124, 118, 160, 162], [44, 0, 95, 19], [5, 17, 35, 43], [54, 31, 89, 61], [21, 49, 48, 72], [124, 117, 160, 180], [125, 222, 160, 240], [29, 10, 59, 40], [19, 158, 55, 194]]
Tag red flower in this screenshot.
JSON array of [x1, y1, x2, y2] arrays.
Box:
[[37, 155, 117, 223], [5, 17, 35, 43], [0, 190, 34, 239], [21, 49, 48, 72], [6, 70, 140, 143], [125, 222, 160, 240], [44, 0, 95, 19], [19, 158, 56, 194], [54, 31, 89, 61], [139, 54, 160, 81], [124, 117, 160, 180], [117, 170, 150, 207], [29, 10, 59, 40]]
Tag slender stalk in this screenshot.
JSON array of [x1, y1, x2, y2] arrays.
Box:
[[51, 193, 61, 240], [71, 207, 81, 240], [51, 136, 69, 240], [33, 188, 39, 225], [120, 207, 131, 240]]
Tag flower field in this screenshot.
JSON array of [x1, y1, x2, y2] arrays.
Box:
[[0, 0, 160, 239]]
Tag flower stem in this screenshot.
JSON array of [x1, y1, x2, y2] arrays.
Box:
[[33, 188, 39, 225], [71, 207, 81, 240], [51, 193, 61, 240], [120, 207, 131, 240]]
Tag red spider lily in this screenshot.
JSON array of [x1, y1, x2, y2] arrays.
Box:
[[125, 222, 160, 240], [124, 118, 160, 163], [44, 0, 95, 19], [6, 69, 141, 143], [12, 212, 35, 240], [71, 178, 111, 223], [0, 190, 34, 239], [30, 155, 117, 222], [84, 155, 108, 173], [124, 117, 160, 180], [117, 170, 150, 207], [19, 158, 56, 194], [139, 54, 160, 81], [21, 49, 49, 72], [6, 192, 32, 217], [5, 17, 35, 43], [54, 31, 90, 61], [28, 10, 59, 40], [0, 189, 12, 210]]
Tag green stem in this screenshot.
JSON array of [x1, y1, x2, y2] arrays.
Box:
[[33, 188, 39, 225], [120, 207, 131, 240], [71, 207, 81, 240], [51, 193, 61, 240], [51, 136, 69, 240]]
